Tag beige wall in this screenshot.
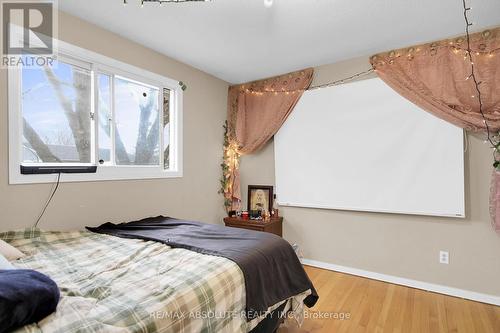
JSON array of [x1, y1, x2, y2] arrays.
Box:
[[0, 12, 228, 230], [1, 12, 499, 299], [240, 56, 500, 297]]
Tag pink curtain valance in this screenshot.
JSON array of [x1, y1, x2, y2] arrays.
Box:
[[370, 27, 500, 132], [228, 68, 314, 154], [224, 68, 314, 207]]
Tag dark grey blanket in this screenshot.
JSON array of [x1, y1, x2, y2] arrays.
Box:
[[87, 216, 318, 319]]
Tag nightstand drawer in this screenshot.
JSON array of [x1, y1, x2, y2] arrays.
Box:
[[226, 224, 263, 232], [223, 217, 283, 237]]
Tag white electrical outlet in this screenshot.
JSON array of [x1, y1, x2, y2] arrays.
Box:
[[439, 251, 449, 264]]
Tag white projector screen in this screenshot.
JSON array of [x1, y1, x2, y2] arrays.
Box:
[[274, 78, 465, 218]]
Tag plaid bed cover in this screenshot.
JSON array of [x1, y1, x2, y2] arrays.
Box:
[[1, 228, 257, 333]]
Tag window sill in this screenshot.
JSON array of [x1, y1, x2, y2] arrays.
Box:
[[9, 166, 183, 185]]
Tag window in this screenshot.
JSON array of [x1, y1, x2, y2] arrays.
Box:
[[22, 60, 92, 164], [114, 76, 160, 166], [8, 40, 183, 184]]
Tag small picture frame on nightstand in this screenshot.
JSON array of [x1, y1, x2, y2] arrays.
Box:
[[248, 185, 273, 215]]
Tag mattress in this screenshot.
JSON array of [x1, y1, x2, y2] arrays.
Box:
[[0, 228, 307, 333]]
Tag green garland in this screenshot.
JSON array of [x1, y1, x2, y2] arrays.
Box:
[[218, 121, 240, 212]]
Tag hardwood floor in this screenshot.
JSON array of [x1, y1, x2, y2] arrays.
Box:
[[278, 266, 500, 333]]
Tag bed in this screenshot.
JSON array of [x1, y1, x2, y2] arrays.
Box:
[[1, 227, 312, 333]]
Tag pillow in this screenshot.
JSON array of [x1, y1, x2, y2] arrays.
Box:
[[0, 239, 25, 261], [0, 254, 14, 270], [0, 270, 59, 333]]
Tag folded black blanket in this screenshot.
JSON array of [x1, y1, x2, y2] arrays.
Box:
[[87, 216, 318, 319]]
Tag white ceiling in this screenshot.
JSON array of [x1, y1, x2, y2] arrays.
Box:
[[60, 0, 500, 84]]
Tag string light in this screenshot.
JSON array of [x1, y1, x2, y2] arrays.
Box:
[[462, 0, 495, 149], [449, 45, 500, 56], [219, 121, 241, 212], [239, 68, 375, 95], [462, 0, 500, 169], [370, 34, 497, 69]]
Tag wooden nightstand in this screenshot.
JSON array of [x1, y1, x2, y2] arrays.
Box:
[[223, 216, 283, 237]]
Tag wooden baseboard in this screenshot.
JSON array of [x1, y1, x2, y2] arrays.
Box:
[[301, 258, 500, 307]]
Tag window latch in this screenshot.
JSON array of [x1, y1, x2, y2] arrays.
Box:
[[90, 112, 95, 120]]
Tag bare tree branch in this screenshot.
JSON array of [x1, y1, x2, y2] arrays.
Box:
[[145, 115, 160, 159], [134, 94, 155, 163], [44, 66, 91, 162], [23, 117, 61, 162], [163, 96, 170, 169], [114, 129, 130, 165], [26, 66, 162, 166], [72, 68, 92, 162], [97, 97, 130, 164]]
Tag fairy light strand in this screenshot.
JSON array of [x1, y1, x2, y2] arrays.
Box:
[[219, 121, 240, 212], [462, 0, 494, 147], [309, 68, 375, 91], [241, 68, 375, 95]]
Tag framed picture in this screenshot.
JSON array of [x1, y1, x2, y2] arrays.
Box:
[[248, 185, 273, 214]]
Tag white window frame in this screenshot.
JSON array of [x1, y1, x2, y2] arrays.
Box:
[[8, 39, 183, 184]]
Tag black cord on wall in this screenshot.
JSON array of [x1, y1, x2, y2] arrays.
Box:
[[34, 172, 61, 228]]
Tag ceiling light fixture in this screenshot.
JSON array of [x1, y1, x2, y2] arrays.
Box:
[[123, 0, 211, 6], [264, 0, 273, 8]]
